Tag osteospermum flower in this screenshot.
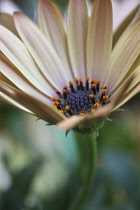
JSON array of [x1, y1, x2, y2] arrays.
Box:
[[0, 0, 140, 132]]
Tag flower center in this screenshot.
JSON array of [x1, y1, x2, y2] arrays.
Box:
[[51, 77, 111, 117]]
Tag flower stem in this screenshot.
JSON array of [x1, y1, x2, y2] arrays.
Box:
[[70, 132, 97, 210]]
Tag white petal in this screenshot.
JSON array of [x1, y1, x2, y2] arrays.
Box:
[[0, 25, 54, 95], [14, 12, 72, 90], [0, 56, 52, 105]]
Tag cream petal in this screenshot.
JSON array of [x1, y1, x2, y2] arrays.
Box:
[[113, 5, 140, 47], [0, 81, 66, 124], [112, 65, 140, 98], [0, 55, 52, 105], [58, 104, 113, 132], [67, 0, 88, 79], [0, 25, 54, 95], [107, 20, 140, 91], [58, 115, 85, 131], [14, 12, 71, 90], [38, 0, 74, 80], [0, 13, 19, 37], [114, 83, 140, 110], [109, 72, 138, 108], [86, 0, 113, 81]]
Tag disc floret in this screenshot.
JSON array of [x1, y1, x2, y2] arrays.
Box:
[[51, 78, 111, 117]]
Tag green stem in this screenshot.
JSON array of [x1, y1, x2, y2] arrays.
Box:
[[70, 132, 97, 210]]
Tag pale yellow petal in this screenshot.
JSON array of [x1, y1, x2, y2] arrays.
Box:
[[67, 0, 88, 79], [125, 65, 140, 93], [113, 5, 140, 47], [38, 0, 74, 80], [107, 20, 140, 91], [86, 0, 113, 81], [110, 55, 140, 96], [115, 83, 140, 109]]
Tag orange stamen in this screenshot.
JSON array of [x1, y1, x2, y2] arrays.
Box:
[[91, 84, 96, 88], [102, 89, 106, 94], [51, 97, 58, 101], [80, 111, 85, 115], [94, 103, 100, 108], [69, 81, 74, 85], [59, 110, 64, 114], [62, 89, 67, 93], [89, 94, 94, 99], [91, 109, 95, 113], [65, 106, 70, 110]]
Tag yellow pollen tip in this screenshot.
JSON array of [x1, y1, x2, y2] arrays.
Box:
[[96, 81, 101, 84], [102, 89, 106, 94], [94, 103, 100, 108], [54, 102, 59, 106], [91, 84, 96, 88], [91, 109, 95, 113], [86, 77, 89, 81], [79, 78, 83, 82], [91, 79, 96, 83], [51, 97, 57, 101], [101, 86, 107, 89], [62, 89, 67, 93], [65, 106, 70, 110], [89, 94, 94, 98], [59, 110, 64, 114], [69, 81, 73, 85], [75, 78, 79, 83], [103, 95, 109, 100], [80, 111, 85, 115]]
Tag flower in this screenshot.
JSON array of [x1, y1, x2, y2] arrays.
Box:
[[0, 0, 140, 132]]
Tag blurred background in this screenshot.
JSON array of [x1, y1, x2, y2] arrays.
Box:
[[0, 0, 140, 210]]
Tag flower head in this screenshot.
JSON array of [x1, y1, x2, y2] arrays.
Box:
[[0, 0, 140, 132]]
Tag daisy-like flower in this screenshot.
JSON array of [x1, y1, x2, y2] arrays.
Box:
[[0, 0, 140, 132]]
